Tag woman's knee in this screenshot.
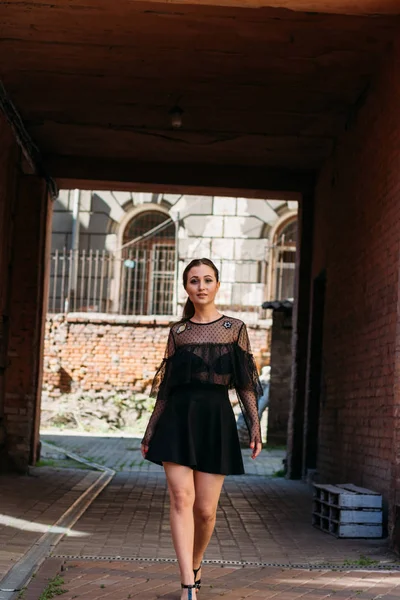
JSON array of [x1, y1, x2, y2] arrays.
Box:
[[193, 503, 216, 524], [170, 487, 195, 513]]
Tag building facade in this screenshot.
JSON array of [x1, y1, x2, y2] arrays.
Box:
[[49, 191, 297, 321], [43, 193, 297, 399]]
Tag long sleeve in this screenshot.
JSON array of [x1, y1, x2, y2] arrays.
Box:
[[141, 328, 175, 446], [234, 323, 263, 445]]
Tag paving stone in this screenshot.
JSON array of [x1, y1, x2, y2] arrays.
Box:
[[2, 433, 399, 600], [0, 467, 97, 581], [41, 433, 285, 476], [50, 468, 395, 567], [22, 560, 400, 600]]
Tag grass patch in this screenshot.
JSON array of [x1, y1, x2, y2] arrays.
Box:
[[272, 468, 286, 478], [342, 555, 379, 567], [36, 458, 92, 470], [82, 455, 95, 462], [36, 459, 57, 468], [38, 575, 67, 599]]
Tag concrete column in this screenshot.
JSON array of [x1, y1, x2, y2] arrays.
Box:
[[286, 193, 314, 479]]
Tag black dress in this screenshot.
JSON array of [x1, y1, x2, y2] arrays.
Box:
[[142, 315, 263, 475]]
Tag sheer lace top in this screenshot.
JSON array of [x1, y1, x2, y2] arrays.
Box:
[[141, 315, 262, 446]]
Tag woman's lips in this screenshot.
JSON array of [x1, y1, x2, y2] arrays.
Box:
[[197, 294, 207, 298]]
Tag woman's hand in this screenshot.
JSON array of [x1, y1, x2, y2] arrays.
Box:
[[141, 443, 149, 459], [250, 440, 262, 460]]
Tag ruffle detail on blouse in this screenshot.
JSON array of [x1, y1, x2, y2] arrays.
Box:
[[232, 345, 264, 398], [149, 342, 261, 397]]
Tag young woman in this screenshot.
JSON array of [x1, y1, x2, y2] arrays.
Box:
[[141, 258, 262, 600]]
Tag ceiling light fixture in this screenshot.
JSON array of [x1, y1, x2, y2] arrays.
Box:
[[169, 105, 184, 129]]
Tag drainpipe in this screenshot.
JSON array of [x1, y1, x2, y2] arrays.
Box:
[[66, 189, 81, 312], [173, 212, 180, 317]]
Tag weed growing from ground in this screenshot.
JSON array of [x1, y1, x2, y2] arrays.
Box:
[[38, 575, 67, 599], [342, 555, 379, 567]]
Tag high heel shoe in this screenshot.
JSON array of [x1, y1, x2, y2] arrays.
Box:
[[181, 583, 196, 599], [193, 564, 202, 591]]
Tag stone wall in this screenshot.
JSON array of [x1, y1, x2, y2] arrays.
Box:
[[52, 191, 297, 316]]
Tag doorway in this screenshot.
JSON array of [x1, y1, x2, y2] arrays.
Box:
[[303, 269, 326, 475]]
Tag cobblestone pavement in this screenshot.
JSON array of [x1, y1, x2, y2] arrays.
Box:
[[40, 434, 395, 567], [53, 470, 393, 566], [3, 433, 398, 600], [41, 432, 286, 476], [0, 467, 97, 581], [24, 557, 400, 600]]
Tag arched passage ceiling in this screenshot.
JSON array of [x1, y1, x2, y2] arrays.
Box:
[[0, 0, 399, 193]]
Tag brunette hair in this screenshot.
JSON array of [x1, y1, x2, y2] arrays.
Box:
[[182, 258, 220, 320]]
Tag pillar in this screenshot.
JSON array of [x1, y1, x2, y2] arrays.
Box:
[[286, 193, 314, 478], [0, 113, 19, 470], [0, 112, 52, 472], [267, 307, 293, 447]]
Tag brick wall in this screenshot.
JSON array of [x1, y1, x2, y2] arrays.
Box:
[[267, 309, 293, 446], [0, 111, 53, 471], [43, 314, 268, 396], [311, 41, 400, 527], [0, 113, 18, 470]]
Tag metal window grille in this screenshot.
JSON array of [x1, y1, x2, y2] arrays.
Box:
[[273, 220, 297, 300], [120, 245, 176, 315], [48, 251, 277, 317], [49, 249, 114, 314], [47, 216, 298, 314]]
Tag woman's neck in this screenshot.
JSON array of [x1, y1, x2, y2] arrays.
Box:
[[191, 306, 222, 323]]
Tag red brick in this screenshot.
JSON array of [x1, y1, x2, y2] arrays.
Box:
[[43, 316, 269, 395]]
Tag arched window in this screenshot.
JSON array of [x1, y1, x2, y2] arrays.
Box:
[[273, 218, 297, 300], [121, 210, 176, 315]]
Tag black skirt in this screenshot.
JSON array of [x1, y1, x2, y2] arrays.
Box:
[[145, 383, 244, 475]]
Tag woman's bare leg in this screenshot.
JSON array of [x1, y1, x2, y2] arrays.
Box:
[[192, 471, 225, 582], [163, 462, 197, 599]]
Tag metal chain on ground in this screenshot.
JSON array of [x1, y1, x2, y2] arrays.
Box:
[[52, 555, 400, 572]]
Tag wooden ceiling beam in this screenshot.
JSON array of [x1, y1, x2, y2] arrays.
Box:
[[0, 0, 399, 17], [1, 5, 397, 46], [22, 110, 343, 138], [131, 0, 400, 14], [47, 155, 315, 196], [0, 46, 383, 87], [3, 72, 365, 112], [31, 122, 333, 169]]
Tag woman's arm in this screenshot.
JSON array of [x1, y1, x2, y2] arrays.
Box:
[[234, 323, 263, 459], [141, 328, 175, 454]]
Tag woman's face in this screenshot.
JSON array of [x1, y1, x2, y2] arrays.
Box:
[[185, 264, 220, 308]]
